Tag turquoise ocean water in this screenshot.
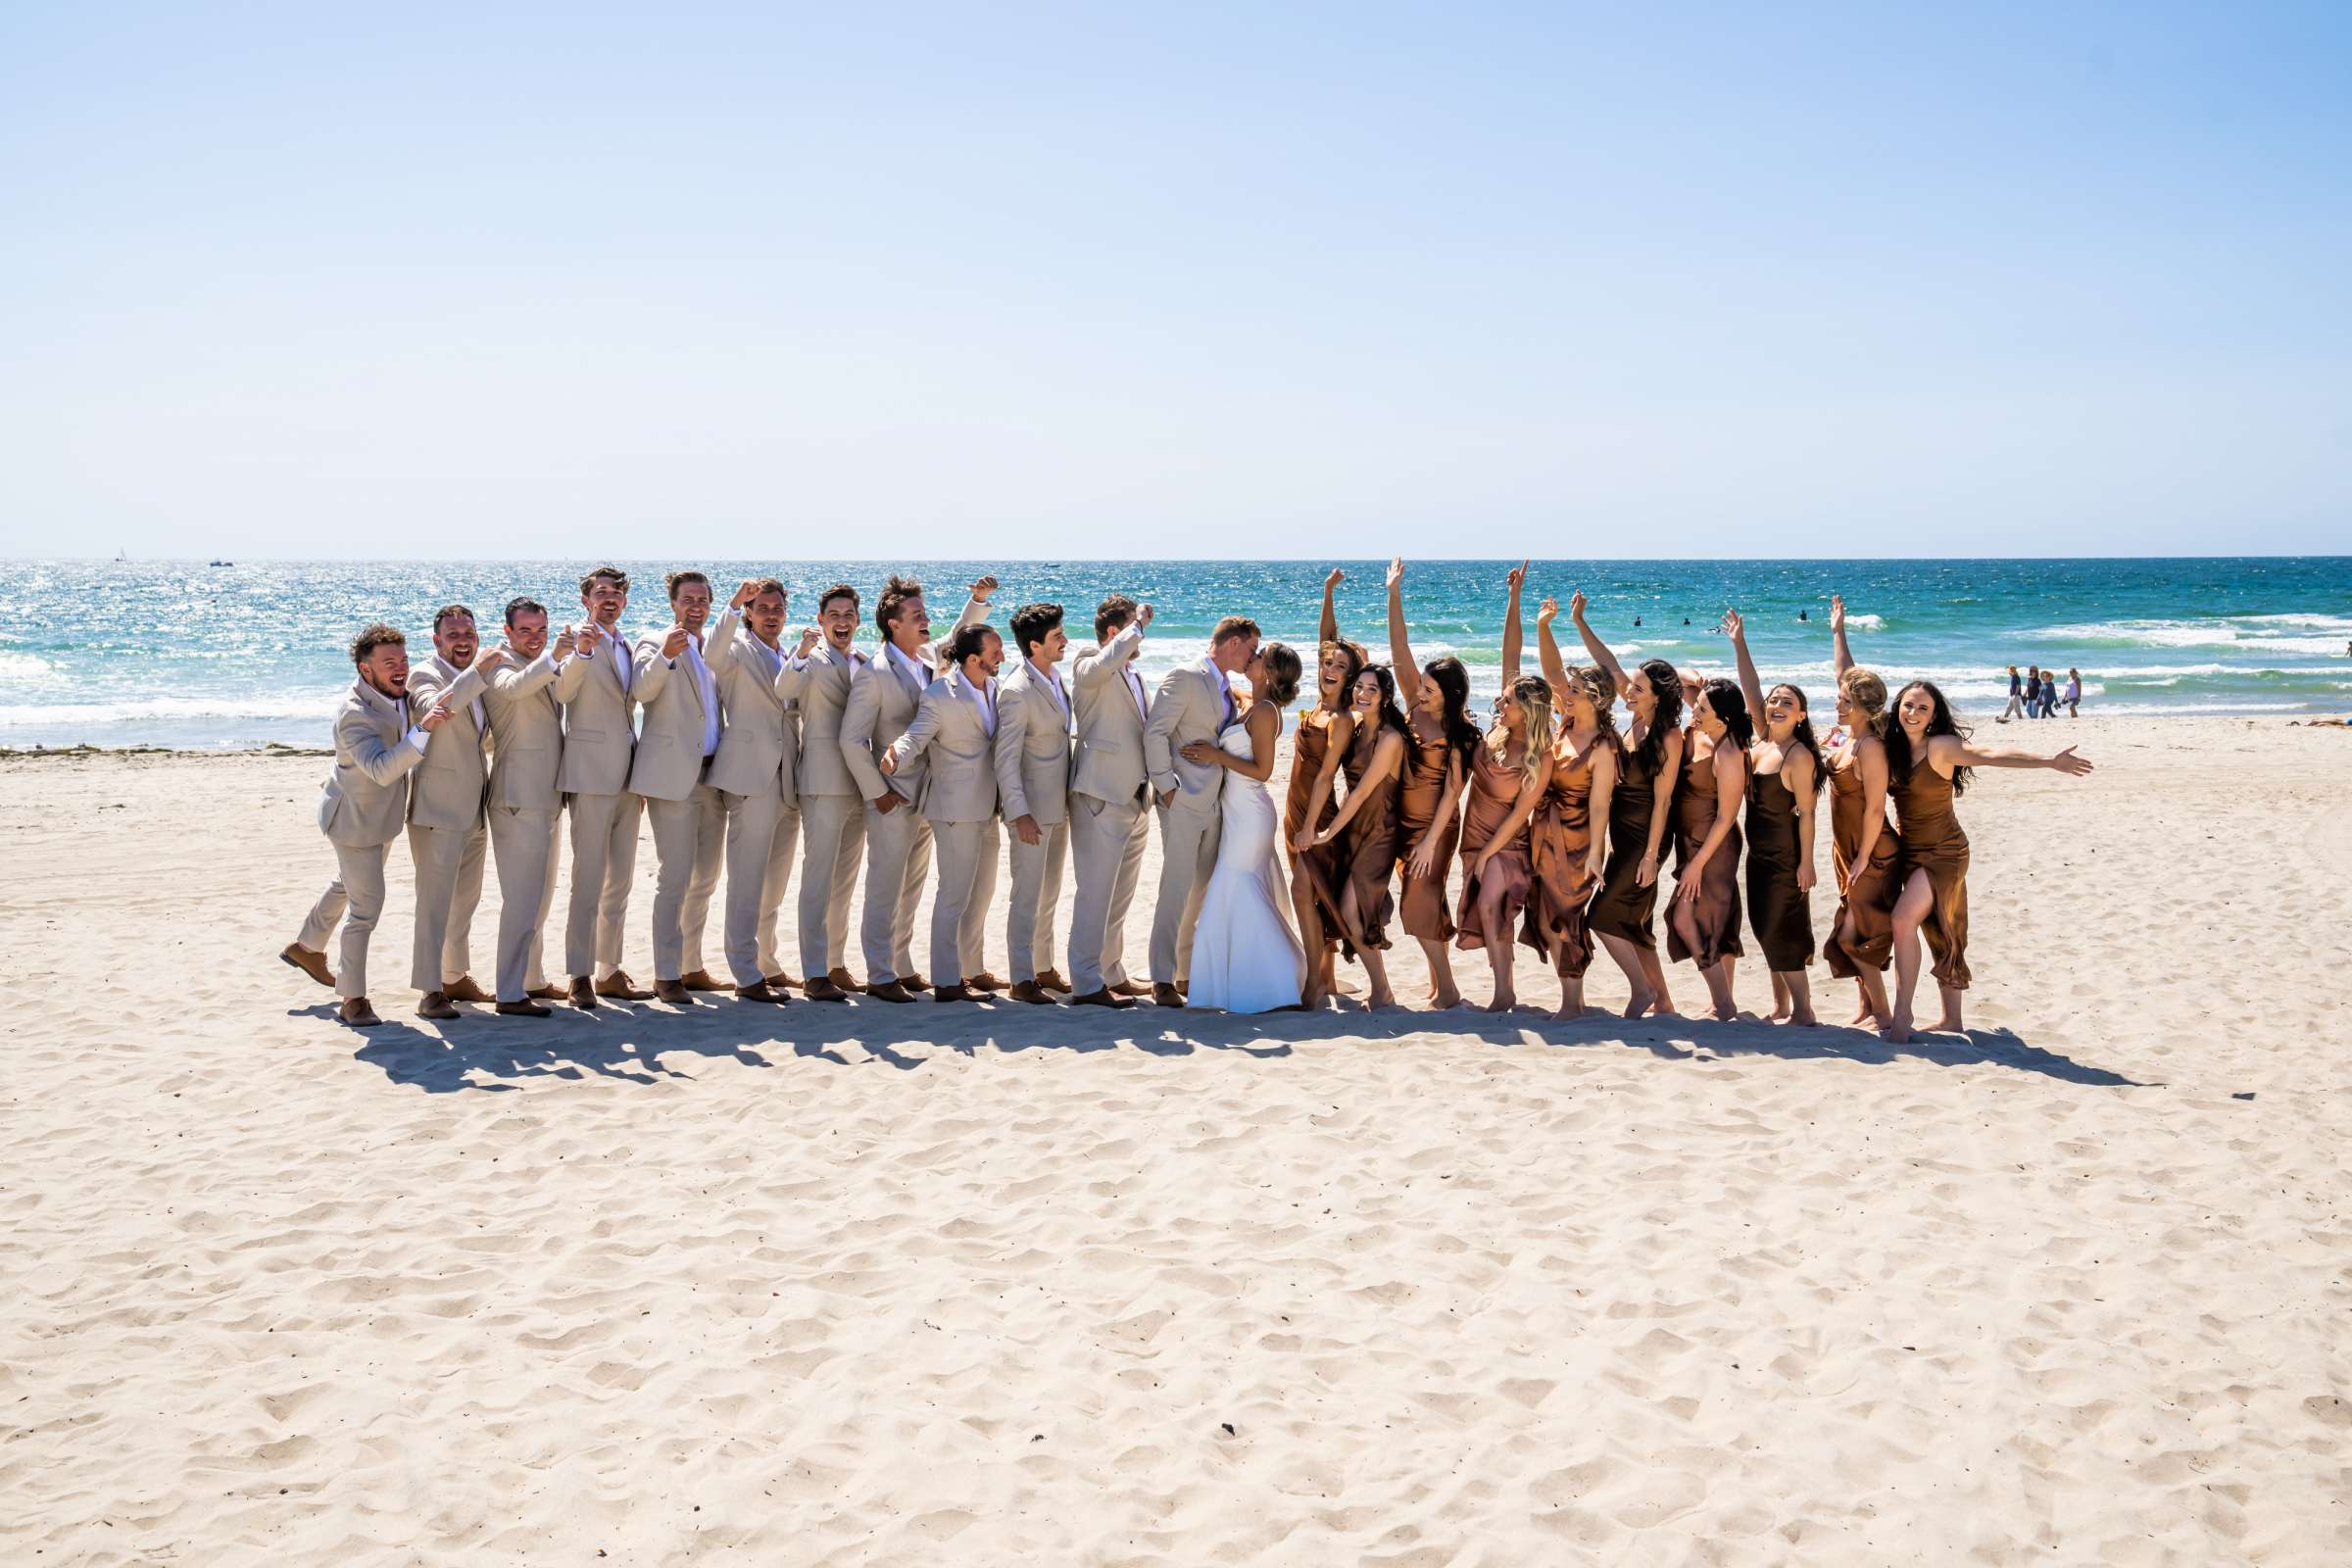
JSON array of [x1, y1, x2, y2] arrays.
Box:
[[1, 558, 2346, 749]]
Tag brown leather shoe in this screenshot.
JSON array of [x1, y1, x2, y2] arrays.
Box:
[[679, 968, 726, 992], [901, 975, 931, 994], [1071, 987, 1136, 1009], [803, 976, 850, 1003], [764, 972, 800, 992], [1034, 968, 1072, 994], [1111, 980, 1152, 999], [443, 975, 493, 1004], [828, 965, 860, 992], [339, 997, 382, 1027], [963, 971, 1004, 994], [655, 980, 691, 1004], [596, 970, 653, 1001], [496, 999, 552, 1017], [279, 942, 335, 989], [931, 983, 975, 1004], [419, 991, 461, 1021], [1152, 982, 1183, 1006], [865, 979, 917, 1004], [527, 983, 566, 1002], [735, 981, 789, 1004], [1008, 980, 1056, 1004], [568, 976, 601, 1011]]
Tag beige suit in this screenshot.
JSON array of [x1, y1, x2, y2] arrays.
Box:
[[404, 654, 491, 994], [887, 668, 1002, 987], [839, 598, 987, 984], [993, 657, 1072, 984], [555, 624, 643, 979], [482, 648, 565, 1003], [294, 678, 427, 1001], [631, 611, 731, 981], [706, 621, 805, 987], [792, 640, 868, 980], [1143, 660, 1235, 986], [1065, 622, 1152, 994]]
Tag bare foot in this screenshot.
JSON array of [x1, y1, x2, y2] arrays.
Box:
[[1787, 1008, 1820, 1026], [1485, 990, 1517, 1013], [1882, 1008, 1913, 1044], [1931, 1012, 1965, 1034], [1711, 1004, 1739, 1022], [1368, 988, 1396, 1010], [1620, 988, 1656, 1019], [1648, 998, 1680, 1017], [1552, 1003, 1599, 1023], [1848, 1005, 1877, 1026]]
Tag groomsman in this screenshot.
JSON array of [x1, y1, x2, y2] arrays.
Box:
[[631, 569, 732, 1004], [994, 603, 1075, 1004], [404, 605, 508, 1020], [1143, 614, 1259, 1004], [706, 576, 815, 1004], [1064, 596, 1155, 1007], [790, 584, 868, 1002], [479, 597, 573, 1017], [283, 624, 449, 1027], [840, 574, 994, 1003], [884, 623, 1006, 1001], [557, 565, 648, 1009]]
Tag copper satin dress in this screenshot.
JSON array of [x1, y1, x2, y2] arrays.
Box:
[[1742, 762, 1814, 972], [1304, 723, 1400, 958], [1823, 744, 1902, 977], [1453, 739, 1536, 951], [1283, 710, 1345, 860], [1588, 733, 1665, 950], [1889, 762, 1971, 990], [1665, 737, 1745, 968], [1519, 731, 1610, 978], [1394, 722, 1460, 943]]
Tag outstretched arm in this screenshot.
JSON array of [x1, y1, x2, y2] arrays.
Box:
[[1943, 735, 2094, 775], [1385, 558, 1421, 709], [1501, 560, 1526, 679], [1831, 594, 1855, 683], [1536, 597, 1571, 699], [1725, 609, 1767, 719], [1569, 590, 1627, 700]]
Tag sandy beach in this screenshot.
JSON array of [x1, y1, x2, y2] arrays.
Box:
[[3, 712, 2347, 1565]]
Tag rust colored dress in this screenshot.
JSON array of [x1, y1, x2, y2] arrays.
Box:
[[1588, 733, 1664, 950], [1520, 731, 1611, 978], [1743, 763, 1814, 972], [1393, 721, 1459, 943], [1454, 738, 1536, 951], [1310, 724, 1400, 958], [1665, 737, 1745, 968], [1823, 743, 1903, 977], [1889, 762, 1971, 990], [1284, 710, 1345, 856]]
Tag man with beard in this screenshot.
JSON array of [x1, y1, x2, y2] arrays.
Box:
[[479, 597, 575, 1016], [630, 569, 733, 1005], [404, 604, 510, 1020], [558, 564, 649, 1009]]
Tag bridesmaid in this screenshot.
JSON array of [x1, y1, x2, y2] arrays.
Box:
[[1383, 559, 1480, 1008], [1883, 679, 2093, 1042], [1523, 596, 1619, 1020], [1455, 671, 1554, 1011], [1667, 677, 1750, 1020], [1296, 664, 1410, 1009], [1572, 590, 1685, 1018], [1823, 594, 1902, 1026], [1726, 610, 1823, 1026], [1285, 568, 1360, 1006]]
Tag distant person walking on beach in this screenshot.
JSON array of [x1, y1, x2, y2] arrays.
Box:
[[1997, 665, 2024, 722], [2064, 668, 2082, 717], [2036, 672, 2060, 719], [2023, 665, 2042, 716]]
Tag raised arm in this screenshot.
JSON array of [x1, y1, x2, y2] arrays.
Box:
[[1569, 590, 1627, 700], [1500, 560, 1527, 679], [1319, 567, 1342, 652], [1384, 559, 1422, 709], [1074, 618, 1145, 693], [1724, 608, 1767, 720], [1536, 597, 1571, 699], [1830, 594, 1854, 682]]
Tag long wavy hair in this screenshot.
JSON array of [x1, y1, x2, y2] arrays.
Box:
[[1489, 674, 1556, 790], [1696, 676, 1755, 751], [1356, 663, 1410, 740], [1630, 657, 1684, 776], [1316, 637, 1366, 713], [1420, 655, 1484, 782], [1766, 682, 1828, 781], [1839, 665, 1889, 738], [1885, 679, 1974, 797], [1563, 664, 1621, 750]]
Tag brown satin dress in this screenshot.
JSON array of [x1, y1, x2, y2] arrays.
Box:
[[1308, 723, 1400, 958], [1520, 730, 1610, 978], [1823, 743, 1903, 977], [1284, 709, 1345, 858], [1743, 762, 1814, 972], [1889, 761, 1971, 990], [1588, 732, 1664, 949], [1454, 737, 1536, 951], [1665, 735, 1745, 968], [1394, 722, 1459, 942]]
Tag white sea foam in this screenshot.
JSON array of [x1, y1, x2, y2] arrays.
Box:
[[1844, 612, 1886, 630], [0, 691, 343, 728], [0, 651, 58, 686]]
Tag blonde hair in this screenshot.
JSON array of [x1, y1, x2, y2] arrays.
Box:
[[1840, 665, 1888, 732], [1490, 674, 1556, 790]]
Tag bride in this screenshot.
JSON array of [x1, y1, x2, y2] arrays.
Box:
[[1179, 642, 1309, 1012]]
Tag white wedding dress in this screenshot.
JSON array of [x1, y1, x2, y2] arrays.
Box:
[[1184, 723, 1306, 1013]]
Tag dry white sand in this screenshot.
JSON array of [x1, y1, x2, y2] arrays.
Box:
[[3, 714, 2348, 1565]]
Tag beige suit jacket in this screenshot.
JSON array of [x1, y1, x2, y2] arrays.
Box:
[[483, 649, 565, 812], [706, 622, 801, 801], [793, 641, 866, 798], [888, 669, 1002, 825], [555, 625, 638, 797], [1144, 660, 1232, 814], [318, 678, 427, 849], [1069, 621, 1151, 807], [628, 608, 735, 803], [838, 597, 990, 807], [992, 659, 1072, 825], [404, 655, 491, 831]]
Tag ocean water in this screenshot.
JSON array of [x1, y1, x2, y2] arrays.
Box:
[[1, 557, 2346, 749]]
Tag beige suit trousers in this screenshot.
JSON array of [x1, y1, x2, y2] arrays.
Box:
[[295, 842, 389, 1001], [1149, 803, 1222, 986], [646, 780, 725, 981], [927, 818, 1000, 988], [1066, 793, 1150, 994], [409, 817, 487, 993], [1004, 817, 1069, 982], [720, 787, 800, 987], [564, 791, 643, 979], [488, 804, 561, 1002], [796, 793, 865, 981], [858, 798, 931, 984]]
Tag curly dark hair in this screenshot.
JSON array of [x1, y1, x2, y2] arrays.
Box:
[[1419, 655, 1484, 781], [875, 574, 926, 641], [1630, 657, 1685, 776], [1885, 680, 1976, 797]]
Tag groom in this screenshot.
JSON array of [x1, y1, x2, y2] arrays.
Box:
[[1142, 614, 1259, 1005]]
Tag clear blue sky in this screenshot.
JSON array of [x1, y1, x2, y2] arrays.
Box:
[[2, 2, 2346, 559]]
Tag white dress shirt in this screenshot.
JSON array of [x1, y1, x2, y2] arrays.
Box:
[[365, 678, 430, 753]]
